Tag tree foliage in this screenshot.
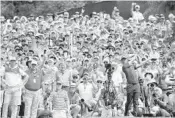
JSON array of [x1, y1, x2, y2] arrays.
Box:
[[1, 1, 87, 18], [1, 1, 175, 19], [144, 1, 175, 19]]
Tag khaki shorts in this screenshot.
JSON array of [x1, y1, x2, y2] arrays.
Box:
[[3, 88, 21, 106]]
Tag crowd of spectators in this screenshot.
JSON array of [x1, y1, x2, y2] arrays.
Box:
[[0, 2, 175, 118]]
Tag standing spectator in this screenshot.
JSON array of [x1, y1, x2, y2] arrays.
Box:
[[0, 61, 5, 117], [131, 3, 144, 23], [2, 56, 28, 118], [23, 60, 44, 118]]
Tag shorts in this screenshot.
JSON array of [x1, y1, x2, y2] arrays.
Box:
[[3, 88, 21, 106], [52, 110, 67, 118]]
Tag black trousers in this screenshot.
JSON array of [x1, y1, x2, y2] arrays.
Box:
[[124, 85, 140, 116]]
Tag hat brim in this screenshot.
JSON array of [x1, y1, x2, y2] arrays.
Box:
[[56, 81, 62, 84], [10, 59, 16, 61]]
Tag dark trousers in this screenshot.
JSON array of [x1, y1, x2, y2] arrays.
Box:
[[124, 86, 140, 116]]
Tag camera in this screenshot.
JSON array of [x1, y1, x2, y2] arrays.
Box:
[[150, 83, 155, 87], [81, 99, 85, 102], [105, 63, 114, 77], [152, 93, 157, 97]]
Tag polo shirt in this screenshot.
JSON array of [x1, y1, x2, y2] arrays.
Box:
[[25, 69, 43, 91]]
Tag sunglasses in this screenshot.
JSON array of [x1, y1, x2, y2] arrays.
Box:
[[73, 76, 78, 79], [57, 83, 62, 85], [44, 83, 49, 86], [97, 81, 102, 83], [104, 62, 108, 64]]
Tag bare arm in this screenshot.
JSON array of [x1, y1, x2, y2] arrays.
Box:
[[135, 58, 150, 69], [131, 3, 136, 17], [64, 91, 70, 113]]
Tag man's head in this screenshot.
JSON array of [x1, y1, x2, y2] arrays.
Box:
[[97, 80, 103, 88], [83, 72, 89, 83], [9, 56, 17, 67], [153, 87, 162, 98], [135, 5, 140, 11], [69, 83, 77, 93], [58, 63, 65, 71], [66, 58, 71, 67], [145, 72, 154, 79], [139, 79, 144, 86], [31, 60, 37, 70], [47, 58, 54, 66], [72, 74, 79, 83], [121, 57, 127, 64], [56, 80, 62, 90], [147, 79, 158, 91]]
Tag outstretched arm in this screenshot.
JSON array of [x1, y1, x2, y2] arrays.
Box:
[[131, 3, 136, 17]]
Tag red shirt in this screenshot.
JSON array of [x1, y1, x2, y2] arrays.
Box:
[[25, 69, 43, 91]]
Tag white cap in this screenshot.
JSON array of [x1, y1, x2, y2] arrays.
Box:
[[147, 79, 157, 85], [135, 5, 140, 8], [31, 60, 37, 65], [66, 58, 71, 62], [9, 56, 16, 61], [168, 13, 174, 18], [70, 83, 76, 88]]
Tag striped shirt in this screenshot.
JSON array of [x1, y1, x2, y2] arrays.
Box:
[[48, 90, 69, 110]]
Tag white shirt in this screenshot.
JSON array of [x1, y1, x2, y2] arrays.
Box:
[[5, 65, 26, 87], [112, 65, 123, 87], [57, 69, 71, 86], [165, 75, 175, 86], [77, 83, 94, 101], [149, 51, 160, 59], [132, 11, 144, 23], [42, 66, 57, 83]]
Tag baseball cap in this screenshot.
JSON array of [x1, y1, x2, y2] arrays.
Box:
[[70, 83, 76, 88], [31, 60, 37, 65], [147, 79, 158, 86], [9, 56, 16, 61], [84, 58, 89, 61], [48, 58, 54, 63], [94, 56, 99, 60], [135, 5, 140, 8], [66, 58, 71, 62], [47, 13, 53, 16], [83, 72, 89, 76], [56, 80, 62, 84]]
